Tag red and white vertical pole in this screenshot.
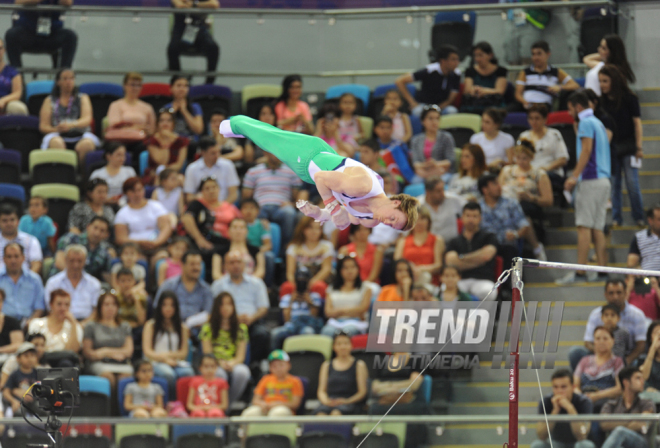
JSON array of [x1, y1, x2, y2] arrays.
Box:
[[507, 258, 522, 448]]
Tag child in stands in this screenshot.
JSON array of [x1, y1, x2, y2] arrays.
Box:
[[111, 242, 146, 291], [601, 303, 634, 362], [152, 168, 184, 218], [115, 268, 147, 328], [2, 343, 38, 416], [373, 116, 416, 185], [187, 354, 228, 418], [381, 90, 412, 143], [157, 237, 190, 287], [239, 199, 272, 253], [315, 103, 355, 158], [338, 93, 363, 150], [19, 196, 56, 256], [124, 360, 167, 418]]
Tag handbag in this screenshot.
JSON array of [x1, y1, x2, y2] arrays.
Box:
[[614, 138, 638, 158]]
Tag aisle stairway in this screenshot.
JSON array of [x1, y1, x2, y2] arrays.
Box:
[[425, 89, 660, 448]]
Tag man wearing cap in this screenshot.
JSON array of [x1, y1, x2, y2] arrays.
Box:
[[241, 350, 303, 417], [2, 342, 38, 415]]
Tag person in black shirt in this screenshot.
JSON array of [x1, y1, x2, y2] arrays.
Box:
[[444, 202, 498, 301], [2, 342, 38, 416], [395, 45, 460, 117], [4, 0, 77, 69], [167, 0, 220, 85], [461, 42, 508, 113]]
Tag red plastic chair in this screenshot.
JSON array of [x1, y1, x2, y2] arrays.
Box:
[[546, 111, 574, 126], [139, 83, 171, 97], [351, 334, 369, 350], [176, 376, 194, 410], [453, 82, 464, 109]]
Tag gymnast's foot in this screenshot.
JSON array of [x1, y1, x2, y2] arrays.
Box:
[[219, 119, 244, 138]]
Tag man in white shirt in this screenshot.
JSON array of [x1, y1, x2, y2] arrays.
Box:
[[183, 136, 239, 204], [44, 244, 101, 322], [417, 176, 466, 242], [0, 204, 42, 274]]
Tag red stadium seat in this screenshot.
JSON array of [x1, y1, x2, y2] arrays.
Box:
[[546, 111, 574, 126]]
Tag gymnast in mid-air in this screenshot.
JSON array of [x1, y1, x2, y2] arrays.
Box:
[[219, 115, 419, 231]]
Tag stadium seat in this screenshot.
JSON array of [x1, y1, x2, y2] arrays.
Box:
[[549, 123, 577, 170], [546, 111, 574, 126], [175, 376, 194, 408], [298, 432, 346, 448], [176, 433, 224, 448], [287, 352, 325, 399], [25, 80, 54, 115], [351, 334, 368, 349], [242, 84, 282, 118], [120, 434, 167, 448], [403, 183, 424, 197], [80, 82, 124, 136], [501, 124, 528, 143], [357, 116, 373, 141], [245, 428, 296, 446], [440, 113, 481, 133], [63, 435, 111, 448], [503, 112, 528, 127], [29, 149, 78, 185], [353, 423, 406, 448], [0, 183, 26, 212], [139, 150, 149, 176], [373, 83, 416, 100], [0, 149, 22, 184], [350, 433, 399, 448], [351, 350, 379, 379], [325, 84, 370, 114], [301, 424, 352, 444], [30, 184, 79, 233], [172, 425, 222, 445], [3, 432, 52, 448], [579, 7, 617, 59], [115, 424, 169, 446], [117, 376, 169, 416], [282, 334, 333, 360], [0, 115, 43, 172], [140, 83, 172, 112], [430, 11, 476, 62], [190, 84, 232, 127], [410, 114, 422, 136], [72, 391, 110, 416]]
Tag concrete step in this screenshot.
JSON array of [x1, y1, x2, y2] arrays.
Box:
[[522, 283, 607, 301], [544, 226, 638, 246], [545, 244, 629, 263], [642, 121, 660, 137], [621, 190, 660, 208], [641, 103, 660, 120], [546, 208, 637, 227], [638, 171, 660, 189], [638, 90, 660, 103]]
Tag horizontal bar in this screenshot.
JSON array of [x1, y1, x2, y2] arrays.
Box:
[[523, 259, 660, 278]]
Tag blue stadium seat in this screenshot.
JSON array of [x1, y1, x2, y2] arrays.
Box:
[[410, 114, 422, 136], [25, 80, 54, 102], [79, 375, 111, 396], [373, 83, 416, 99], [79, 82, 124, 97], [326, 84, 371, 111], [503, 112, 529, 127], [0, 115, 42, 173], [139, 150, 149, 176], [431, 11, 477, 61], [403, 183, 424, 198], [172, 425, 220, 444], [0, 149, 21, 184], [0, 183, 26, 203]]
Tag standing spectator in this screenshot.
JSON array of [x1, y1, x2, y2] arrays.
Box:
[[410, 105, 456, 180], [600, 366, 654, 448], [530, 369, 595, 448], [395, 45, 460, 117], [0, 204, 42, 275], [377, 259, 414, 303], [445, 203, 499, 301], [19, 196, 56, 256], [380, 90, 412, 143], [44, 245, 101, 321], [514, 41, 579, 110], [417, 177, 466, 242], [183, 136, 239, 204], [599, 64, 644, 227], [0, 38, 27, 115], [461, 42, 508, 114], [501, 0, 550, 66], [628, 204, 660, 272], [164, 75, 204, 140], [0, 243, 44, 326], [637, 321, 660, 393], [447, 144, 488, 201], [557, 92, 611, 284], [274, 74, 314, 134], [154, 251, 213, 331], [0, 288, 24, 363], [394, 207, 445, 284], [38, 68, 98, 163], [208, 109, 244, 162], [167, 0, 220, 85], [4, 0, 77, 69], [68, 179, 116, 233], [469, 108, 515, 170], [323, 256, 371, 335], [123, 360, 167, 418], [142, 291, 194, 397], [338, 225, 384, 284], [89, 144, 137, 204], [186, 355, 228, 418], [584, 34, 635, 97], [242, 152, 304, 253], [142, 109, 189, 186], [107, 72, 156, 141]]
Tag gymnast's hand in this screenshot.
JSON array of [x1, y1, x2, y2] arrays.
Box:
[[331, 206, 351, 230], [296, 200, 330, 222]]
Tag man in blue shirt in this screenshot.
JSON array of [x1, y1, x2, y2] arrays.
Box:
[[4, 0, 77, 69], [0, 243, 44, 327], [557, 91, 611, 284]]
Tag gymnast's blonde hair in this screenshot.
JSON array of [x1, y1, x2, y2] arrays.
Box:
[[390, 194, 419, 232]]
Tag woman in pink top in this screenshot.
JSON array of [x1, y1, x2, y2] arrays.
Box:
[[107, 72, 156, 136], [274, 74, 314, 134]]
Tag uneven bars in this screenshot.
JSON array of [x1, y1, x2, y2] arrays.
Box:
[[521, 258, 660, 278]]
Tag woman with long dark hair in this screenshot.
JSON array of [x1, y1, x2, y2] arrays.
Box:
[[461, 42, 508, 113], [584, 34, 635, 96], [142, 291, 194, 395], [377, 259, 414, 302], [447, 144, 488, 200], [274, 74, 314, 134], [200, 292, 251, 403], [142, 108, 189, 186], [90, 142, 137, 203], [599, 64, 644, 227], [163, 75, 204, 138]]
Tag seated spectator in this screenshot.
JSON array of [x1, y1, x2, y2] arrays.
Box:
[[625, 275, 660, 320], [28, 289, 82, 368], [45, 245, 101, 321], [184, 136, 240, 205], [410, 105, 455, 181], [316, 331, 368, 415], [411, 283, 437, 301], [89, 144, 137, 205], [2, 342, 38, 416], [338, 225, 384, 284], [338, 93, 364, 149], [244, 104, 276, 166], [240, 199, 272, 253], [530, 369, 595, 448], [242, 151, 304, 254], [417, 177, 465, 242], [82, 292, 134, 389], [208, 109, 244, 162], [241, 349, 303, 417], [0, 288, 24, 363], [478, 173, 546, 262], [123, 360, 167, 418], [0, 204, 42, 274], [199, 292, 251, 403], [600, 303, 634, 362], [600, 366, 654, 448], [152, 169, 184, 218], [374, 116, 416, 185], [0, 39, 27, 115], [358, 139, 389, 177], [4, 0, 77, 69], [637, 320, 660, 395], [210, 251, 270, 362], [107, 72, 156, 142], [19, 196, 56, 256], [380, 90, 412, 143], [214, 218, 265, 282], [369, 352, 426, 417], [155, 250, 213, 331], [519, 104, 569, 193], [461, 42, 508, 114], [186, 355, 228, 418], [157, 237, 190, 287], [469, 108, 515, 170], [0, 243, 44, 325], [114, 177, 172, 265], [377, 259, 414, 302], [574, 326, 624, 411], [274, 74, 314, 134], [395, 44, 460, 117], [282, 217, 334, 299], [271, 266, 324, 350], [514, 41, 579, 111], [142, 291, 193, 394], [0, 333, 47, 389], [111, 243, 146, 290], [38, 68, 98, 163], [115, 268, 147, 329], [437, 265, 474, 302], [142, 108, 188, 186], [569, 278, 647, 371], [163, 75, 204, 140], [394, 207, 444, 284], [447, 144, 488, 201], [68, 179, 116, 234], [629, 205, 660, 274], [444, 203, 498, 301], [51, 216, 113, 282], [315, 103, 355, 158]]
